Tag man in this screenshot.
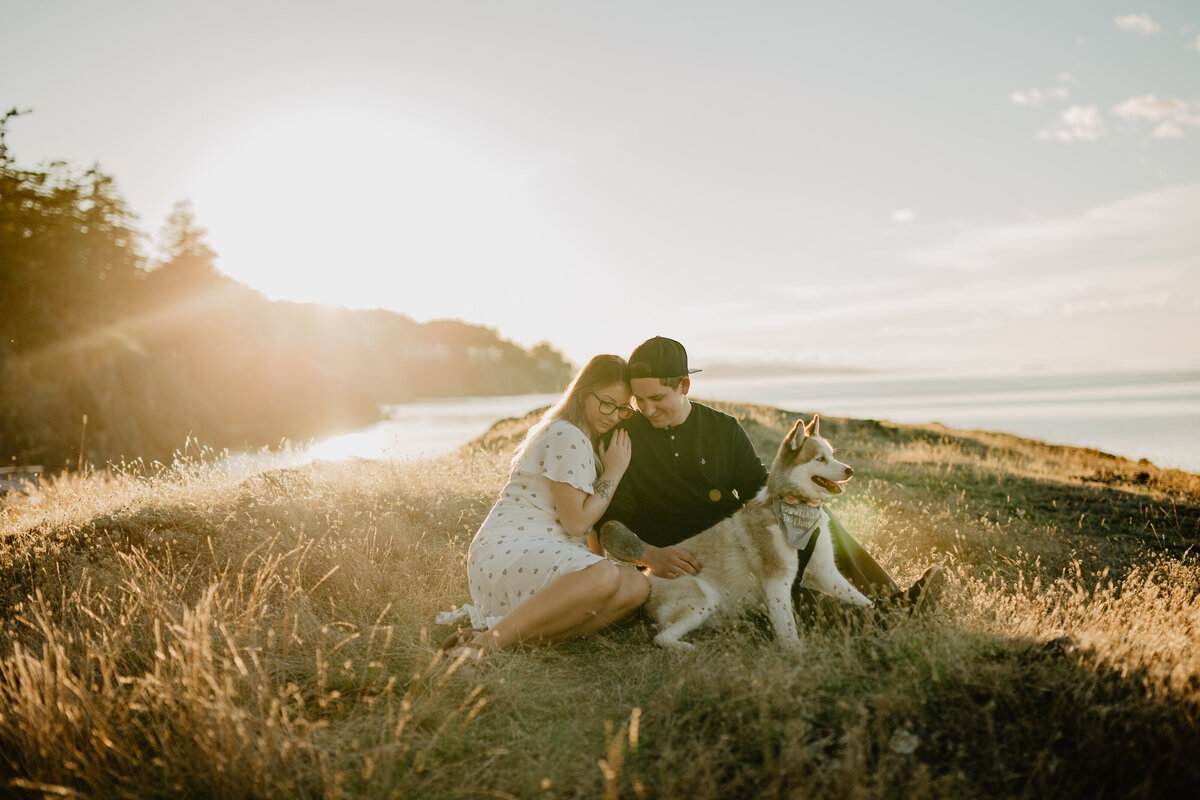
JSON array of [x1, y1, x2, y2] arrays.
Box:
[[598, 336, 942, 612]]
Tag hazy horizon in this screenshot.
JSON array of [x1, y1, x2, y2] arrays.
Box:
[[4, 1, 1198, 374]]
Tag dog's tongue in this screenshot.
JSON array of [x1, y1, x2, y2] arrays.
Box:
[[812, 476, 847, 494]]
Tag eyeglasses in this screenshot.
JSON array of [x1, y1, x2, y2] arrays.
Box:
[[592, 393, 636, 419]]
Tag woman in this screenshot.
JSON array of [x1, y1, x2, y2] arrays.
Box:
[[446, 354, 649, 660]]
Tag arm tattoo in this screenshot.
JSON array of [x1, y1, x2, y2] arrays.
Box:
[[594, 478, 615, 500], [598, 520, 646, 563]]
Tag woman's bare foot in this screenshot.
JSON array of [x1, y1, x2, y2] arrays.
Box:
[[438, 626, 486, 652]]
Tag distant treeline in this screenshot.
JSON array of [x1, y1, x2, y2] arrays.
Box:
[[0, 111, 573, 470]]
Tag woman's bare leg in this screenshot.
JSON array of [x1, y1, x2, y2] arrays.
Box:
[[560, 565, 649, 639], [469, 561, 648, 653]]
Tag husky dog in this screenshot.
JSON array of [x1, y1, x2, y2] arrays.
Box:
[[644, 414, 873, 652]]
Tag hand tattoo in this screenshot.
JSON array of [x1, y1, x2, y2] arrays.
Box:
[[598, 520, 646, 563], [594, 479, 614, 500]]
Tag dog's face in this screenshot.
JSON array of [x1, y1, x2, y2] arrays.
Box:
[[768, 415, 854, 504]]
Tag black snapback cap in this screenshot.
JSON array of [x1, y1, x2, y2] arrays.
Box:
[[628, 336, 702, 379]]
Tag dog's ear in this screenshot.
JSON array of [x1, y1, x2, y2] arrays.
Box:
[[803, 414, 821, 439], [785, 418, 808, 451]]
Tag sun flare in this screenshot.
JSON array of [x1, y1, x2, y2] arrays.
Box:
[[192, 110, 555, 320]]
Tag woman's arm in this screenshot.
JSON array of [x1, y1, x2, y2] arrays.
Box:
[[550, 429, 630, 537]]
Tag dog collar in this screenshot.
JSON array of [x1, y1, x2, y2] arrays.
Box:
[[772, 498, 822, 549]]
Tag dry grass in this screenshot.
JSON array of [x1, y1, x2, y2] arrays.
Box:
[[1, 404, 1198, 798]]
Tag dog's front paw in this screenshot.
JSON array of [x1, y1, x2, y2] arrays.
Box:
[[779, 638, 805, 657], [654, 633, 696, 651]]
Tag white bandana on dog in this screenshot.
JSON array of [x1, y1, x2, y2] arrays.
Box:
[[773, 499, 823, 550]]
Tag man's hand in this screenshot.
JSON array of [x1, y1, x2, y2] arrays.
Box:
[[598, 520, 699, 579], [641, 544, 699, 579]]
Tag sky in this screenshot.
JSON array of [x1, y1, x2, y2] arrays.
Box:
[[3, 0, 1199, 374]]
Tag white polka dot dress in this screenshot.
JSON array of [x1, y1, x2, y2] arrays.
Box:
[[464, 420, 606, 630]]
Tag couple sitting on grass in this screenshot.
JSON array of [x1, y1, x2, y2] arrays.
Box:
[[441, 336, 943, 662]]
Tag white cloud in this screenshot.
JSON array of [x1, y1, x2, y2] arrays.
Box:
[[689, 186, 1200, 373], [892, 209, 914, 224], [1111, 94, 1200, 138], [1053, 293, 1200, 317], [1057, 72, 1077, 84], [1188, 32, 1200, 52], [1155, 120, 1185, 139], [1036, 105, 1103, 142], [909, 183, 1200, 274], [1010, 87, 1070, 106], [1112, 94, 1189, 121], [1115, 13, 1162, 35]]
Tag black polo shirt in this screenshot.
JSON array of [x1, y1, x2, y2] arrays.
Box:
[[600, 401, 768, 547]]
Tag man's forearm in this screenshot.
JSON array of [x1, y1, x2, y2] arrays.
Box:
[[598, 520, 646, 564]]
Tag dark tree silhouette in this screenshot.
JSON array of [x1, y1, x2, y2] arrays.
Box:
[[1, 116, 575, 470]]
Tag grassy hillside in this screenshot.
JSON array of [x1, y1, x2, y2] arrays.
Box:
[[1, 403, 1197, 798]]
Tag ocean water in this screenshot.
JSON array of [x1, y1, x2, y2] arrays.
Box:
[[304, 392, 559, 462], [303, 370, 1200, 475], [697, 369, 1200, 474]]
